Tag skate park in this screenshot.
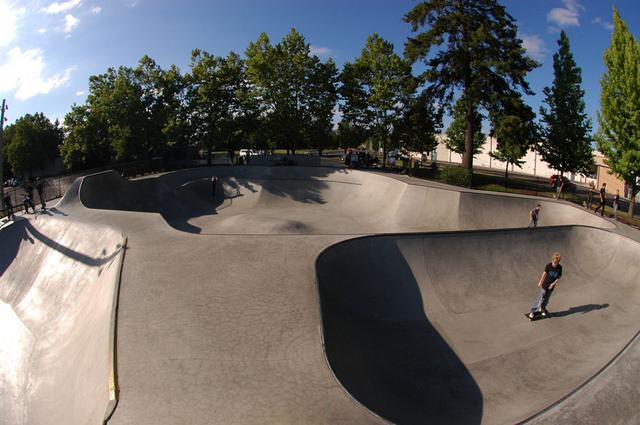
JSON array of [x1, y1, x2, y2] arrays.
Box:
[[2, 163, 640, 425]]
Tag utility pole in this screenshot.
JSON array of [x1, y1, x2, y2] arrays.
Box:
[[0, 99, 7, 187]]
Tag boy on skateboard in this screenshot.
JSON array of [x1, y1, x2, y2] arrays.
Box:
[[529, 204, 541, 228], [528, 253, 563, 320]]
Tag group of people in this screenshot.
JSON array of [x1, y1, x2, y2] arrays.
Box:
[[587, 181, 620, 218], [2, 178, 47, 221], [344, 149, 376, 168]]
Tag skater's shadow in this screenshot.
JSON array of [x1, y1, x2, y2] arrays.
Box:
[[553, 303, 609, 317]]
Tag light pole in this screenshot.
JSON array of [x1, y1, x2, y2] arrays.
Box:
[[0, 99, 7, 187]]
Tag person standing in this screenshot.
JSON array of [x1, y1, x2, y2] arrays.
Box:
[[529, 204, 541, 228], [587, 181, 595, 210], [594, 183, 607, 216], [36, 177, 46, 210], [528, 253, 563, 319], [613, 189, 620, 219], [3, 191, 15, 221]]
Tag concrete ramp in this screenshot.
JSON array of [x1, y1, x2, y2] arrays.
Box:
[[317, 227, 640, 424], [76, 168, 613, 234], [0, 217, 126, 425]]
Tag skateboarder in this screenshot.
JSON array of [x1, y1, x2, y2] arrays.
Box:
[[529, 204, 541, 228], [528, 253, 563, 319], [23, 184, 36, 214], [594, 183, 606, 216]]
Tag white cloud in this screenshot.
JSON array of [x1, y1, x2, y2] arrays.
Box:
[[63, 14, 79, 33], [0, 47, 73, 100], [521, 35, 547, 61], [547, 0, 583, 28], [42, 0, 82, 14], [75, 90, 85, 96], [38, 28, 48, 34], [310, 45, 333, 58], [0, 1, 26, 48], [592, 17, 614, 31], [91, 5, 102, 14], [122, 0, 139, 6]]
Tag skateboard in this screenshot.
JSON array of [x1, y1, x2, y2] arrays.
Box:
[[524, 311, 551, 321]]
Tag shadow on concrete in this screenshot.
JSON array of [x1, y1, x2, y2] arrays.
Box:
[[552, 303, 609, 318], [77, 168, 346, 233], [316, 236, 482, 425], [0, 219, 123, 279]]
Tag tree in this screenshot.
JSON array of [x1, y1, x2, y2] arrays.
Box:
[[597, 8, 640, 216], [245, 29, 334, 154], [404, 0, 539, 173], [3, 113, 62, 177], [61, 103, 111, 170], [539, 30, 594, 180], [392, 89, 442, 170], [445, 97, 484, 157], [306, 58, 339, 155], [489, 97, 538, 183], [340, 33, 413, 167], [62, 56, 188, 170], [187, 49, 243, 165]]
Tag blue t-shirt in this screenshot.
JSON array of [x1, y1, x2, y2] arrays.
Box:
[[542, 262, 562, 291]]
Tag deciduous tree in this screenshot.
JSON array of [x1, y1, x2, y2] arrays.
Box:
[[597, 8, 640, 216]]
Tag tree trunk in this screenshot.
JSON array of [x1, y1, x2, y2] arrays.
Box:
[[463, 103, 474, 172], [505, 163, 509, 188], [207, 147, 212, 167]]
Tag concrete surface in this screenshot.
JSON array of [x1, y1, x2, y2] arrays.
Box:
[[1, 165, 639, 425], [0, 216, 125, 425]]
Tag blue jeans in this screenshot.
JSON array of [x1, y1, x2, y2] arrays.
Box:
[[531, 288, 552, 312]]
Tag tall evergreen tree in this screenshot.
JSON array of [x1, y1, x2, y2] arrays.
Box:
[[404, 0, 539, 173], [597, 8, 640, 216], [539, 30, 594, 179]]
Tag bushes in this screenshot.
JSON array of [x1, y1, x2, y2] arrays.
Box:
[[438, 166, 471, 187]]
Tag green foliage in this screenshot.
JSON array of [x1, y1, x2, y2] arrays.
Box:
[[446, 98, 484, 156], [404, 0, 539, 170], [61, 58, 189, 170], [539, 31, 594, 177], [3, 113, 62, 177], [339, 33, 413, 165], [392, 89, 443, 156], [245, 29, 338, 153], [597, 8, 640, 215], [188, 49, 244, 164], [490, 95, 538, 180], [439, 166, 471, 187]]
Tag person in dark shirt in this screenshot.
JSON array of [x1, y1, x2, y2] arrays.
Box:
[[528, 253, 563, 319], [3, 191, 15, 221], [529, 204, 541, 228], [594, 183, 607, 216]]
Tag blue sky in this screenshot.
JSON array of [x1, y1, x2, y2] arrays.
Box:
[[1, 0, 639, 132]]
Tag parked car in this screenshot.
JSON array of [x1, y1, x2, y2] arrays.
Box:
[[239, 149, 262, 157], [549, 175, 576, 193]]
